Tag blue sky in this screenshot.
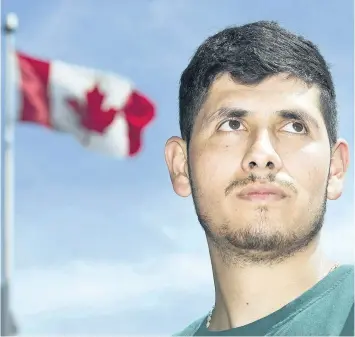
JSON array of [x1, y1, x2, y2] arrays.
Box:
[[1, 0, 354, 335]]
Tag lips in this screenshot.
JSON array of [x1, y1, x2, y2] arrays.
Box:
[[238, 184, 287, 201]]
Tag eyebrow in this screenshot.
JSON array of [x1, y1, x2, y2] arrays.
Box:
[[203, 107, 249, 127], [203, 107, 320, 129], [277, 109, 320, 129]]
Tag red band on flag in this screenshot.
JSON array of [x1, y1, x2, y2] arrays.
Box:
[[17, 52, 51, 127]]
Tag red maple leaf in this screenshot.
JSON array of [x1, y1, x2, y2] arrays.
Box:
[[66, 84, 155, 156], [66, 85, 116, 133]]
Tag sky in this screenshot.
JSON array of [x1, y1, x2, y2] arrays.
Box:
[[1, 0, 354, 335]]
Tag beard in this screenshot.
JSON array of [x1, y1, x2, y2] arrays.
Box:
[[188, 165, 328, 266]]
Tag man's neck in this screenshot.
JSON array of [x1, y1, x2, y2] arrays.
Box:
[[207, 240, 335, 331]]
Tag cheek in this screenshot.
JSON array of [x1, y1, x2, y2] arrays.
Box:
[[190, 142, 239, 192], [282, 144, 330, 194]]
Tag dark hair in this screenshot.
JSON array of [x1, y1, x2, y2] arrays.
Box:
[[179, 21, 337, 147]]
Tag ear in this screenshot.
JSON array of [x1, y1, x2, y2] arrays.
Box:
[[164, 136, 191, 197], [327, 139, 350, 200]]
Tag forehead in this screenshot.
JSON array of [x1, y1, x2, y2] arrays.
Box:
[[197, 73, 325, 125]]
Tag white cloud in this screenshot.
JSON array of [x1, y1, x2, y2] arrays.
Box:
[[13, 207, 353, 320], [13, 253, 212, 319]]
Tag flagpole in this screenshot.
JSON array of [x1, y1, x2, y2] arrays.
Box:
[[1, 13, 19, 336]]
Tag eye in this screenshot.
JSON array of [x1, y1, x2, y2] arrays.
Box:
[[218, 119, 246, 132], [281, 121, 307, 134]]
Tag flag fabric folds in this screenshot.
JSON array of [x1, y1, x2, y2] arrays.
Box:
[[13, 51, 156, 157]]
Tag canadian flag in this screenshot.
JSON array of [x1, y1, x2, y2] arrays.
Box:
[[12, 51, 156, 157]]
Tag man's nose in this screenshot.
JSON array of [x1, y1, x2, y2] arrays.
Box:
[[241, 131, 282, 175]]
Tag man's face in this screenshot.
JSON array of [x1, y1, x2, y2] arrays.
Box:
[[165, 73, 348, 263]]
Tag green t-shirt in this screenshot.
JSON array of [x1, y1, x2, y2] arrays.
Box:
[[174, 265, 354, 336]]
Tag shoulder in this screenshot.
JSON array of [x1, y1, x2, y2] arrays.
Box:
[[341, 264, 354, 274], [335, 264, 354, 290], [320, 264, 353, 310], [173, 315, 206, 336]]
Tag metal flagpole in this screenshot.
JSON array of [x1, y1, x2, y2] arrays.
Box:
[[1, 13, 19, 336]]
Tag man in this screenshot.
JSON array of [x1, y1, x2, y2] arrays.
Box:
[[164, 21, 353, 336]]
